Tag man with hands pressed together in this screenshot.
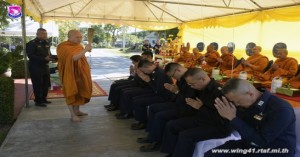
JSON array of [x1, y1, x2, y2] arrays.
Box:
[[138, 63, 197, 152], [160, 68, 231, 157], [205, 78, 296, 157]]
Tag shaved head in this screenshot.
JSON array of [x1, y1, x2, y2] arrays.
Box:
[[222, 78, 252, 95], [277, 49, 288, 60], [220, 46, 229, 54], [68, 30, 83, 44], [184, 68, 210, 90], [222, 78, 261, 108]]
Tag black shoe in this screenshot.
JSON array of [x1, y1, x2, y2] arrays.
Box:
[[104, 104, 113, 108], [43, 100, 52, 104], [106, 105, 118, 111], [137, 137, 151, 144], [131, 122, 146, 130], [165, 154, 172, 157], [35, 102, 47, 107], [116, 113, 132, 119], [140, 142, 160, 152]]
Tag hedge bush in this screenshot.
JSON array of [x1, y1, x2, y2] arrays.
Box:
[[11, 60, 28, 79], [0, 76, 14, 124]]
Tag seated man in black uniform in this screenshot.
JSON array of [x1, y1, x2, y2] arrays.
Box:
[[130, 60, 174, 130], [106, 51, 154, 111], [160, 68, 231, 157], [205, 78, 296, 157], [138, 63, 197, 152], [105, 55, 142, 111]]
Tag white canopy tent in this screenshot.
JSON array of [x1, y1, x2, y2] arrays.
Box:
[[0, 17, 58, 36], [7, 0, 300, 30]]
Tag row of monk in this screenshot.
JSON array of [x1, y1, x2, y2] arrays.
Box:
[[105, 51, 296, 157], [173, 44, 299, 88]]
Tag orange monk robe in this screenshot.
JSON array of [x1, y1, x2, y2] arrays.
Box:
[[219, 53, 237, 72], [205, 50, 220, 67], [188, 52, 203, 68], [254, 57, 298, 81], [288, 75, 300, 89], [201, 50, 220, 72], [224, 54, 269, 77], [57, 41, 92, 105]]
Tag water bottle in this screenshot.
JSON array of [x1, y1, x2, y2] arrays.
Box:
[[238, 71, 247, 80], [270, 77, 282, 93]]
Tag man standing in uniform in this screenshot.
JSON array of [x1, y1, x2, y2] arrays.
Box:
[[205, 78, 296, 157], [26, 28, 53, 107]]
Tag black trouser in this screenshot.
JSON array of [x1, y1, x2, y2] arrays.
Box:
[[147, 102, 179, 143], [160, 115, 231, 157], [133, 94, 167, 123], [204, 140, 295, 157], [29, 66, 50, 103], [119, 87, 153, 114], [108, 79, 137, 106]]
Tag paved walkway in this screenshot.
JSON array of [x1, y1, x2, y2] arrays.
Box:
[[0, 49, 165, 157]]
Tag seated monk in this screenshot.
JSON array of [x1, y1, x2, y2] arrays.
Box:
[[174, 46, 192, 67], [201, 45, 220, 72], [189, 48, 203, 68], [216, 46, 237, 72], [288, 74, 300, 89], [254, 49, 298, 87], [223, 46, 269, 78]]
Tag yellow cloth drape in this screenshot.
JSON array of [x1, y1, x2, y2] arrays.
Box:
[[186, 5, 300, 29]]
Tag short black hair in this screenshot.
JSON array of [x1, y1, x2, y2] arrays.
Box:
[[37, 28, 46, 32], [221, 78, 241, 95], [129, 55, 142, 62], [138, 59, 154, 68], [164, 62, 180, 73], [141, 51, 153, 58], [183, 68, 203, 79]]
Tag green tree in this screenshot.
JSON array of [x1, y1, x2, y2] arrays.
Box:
[[0, 1, 12, 29], [104, 24, 121, 47], [57, 21, 80, 43]]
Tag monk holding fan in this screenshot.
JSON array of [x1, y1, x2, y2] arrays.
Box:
[[57, 30, 93, 122]]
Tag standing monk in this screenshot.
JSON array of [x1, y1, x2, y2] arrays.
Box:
[[57, 30, 92, 122]]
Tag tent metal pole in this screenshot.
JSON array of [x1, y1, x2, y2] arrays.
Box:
[[122, 26, 125, 52], [21, 0, 29, 108]]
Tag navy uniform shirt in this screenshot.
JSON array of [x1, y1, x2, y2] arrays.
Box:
[[231, 90, 296, 152], [148, 66, 173, 100], [26, 38, 51, 73]]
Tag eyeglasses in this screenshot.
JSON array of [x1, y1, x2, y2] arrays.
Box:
[[171, 68, 178, 78]]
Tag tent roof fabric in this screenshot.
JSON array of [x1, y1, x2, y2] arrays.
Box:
[[6, 0, 300, 30]]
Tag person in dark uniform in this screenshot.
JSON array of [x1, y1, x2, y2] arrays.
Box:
[[130, 60, 174, 130], [26, 28, 54, 107], [160, 68, 231, 157], [153, 40, 161, 55], [204, 78, 296, 157], [138, 63, 197, 152], [142, 40, 152, 53], [106, 51, 154, 112], [105, 55, 142, 111]]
